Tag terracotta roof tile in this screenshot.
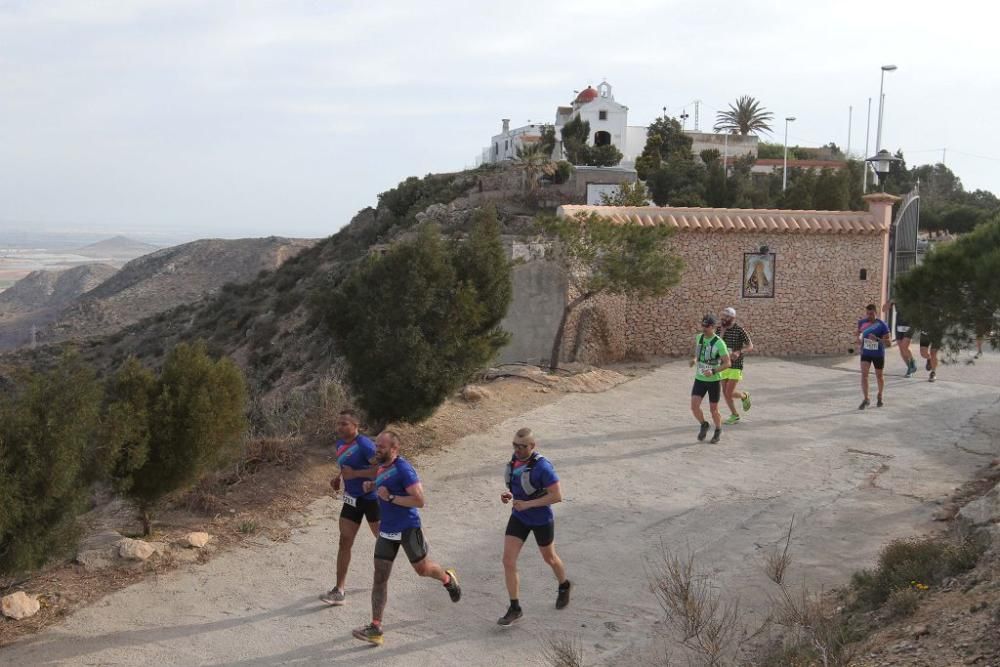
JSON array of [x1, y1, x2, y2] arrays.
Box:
[[754, 159, 848, 169], [558, 205, 887, 235]]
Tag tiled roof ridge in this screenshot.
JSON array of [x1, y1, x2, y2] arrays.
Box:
[[582, 205, 868, 216], [559, 205, 886, 234]]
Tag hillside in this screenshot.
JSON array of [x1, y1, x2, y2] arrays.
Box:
[[0, 236, 318, 352], [0, 263, 119, 313], [5, 167, 540, 432], [44, 236, 317, 345], [74, 235, 159, 260]]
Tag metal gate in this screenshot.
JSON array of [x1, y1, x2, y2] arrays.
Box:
[[888, 185, 920, 299]]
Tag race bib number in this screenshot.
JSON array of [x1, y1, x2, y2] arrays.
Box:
[[379, 531, 402, 541], [697, 362, 716, 376], [896, 325, 910, 333], [343, 495, 357, 508], [863, 338, 880, 351]]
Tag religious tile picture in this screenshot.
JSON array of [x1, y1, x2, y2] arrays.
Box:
[[743, 252, 776, 298]]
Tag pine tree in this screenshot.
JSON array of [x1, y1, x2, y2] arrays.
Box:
[[127, 342, 247, 534], [323, 208, 512, 424], [0, 351, 103, 573]]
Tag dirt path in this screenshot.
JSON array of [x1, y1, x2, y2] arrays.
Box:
[[4, 355, 999, 666]]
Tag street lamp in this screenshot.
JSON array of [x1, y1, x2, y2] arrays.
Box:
[[782, 116, 796, 192], [875, 64, 897, 154], [865, 149, 902, 190]]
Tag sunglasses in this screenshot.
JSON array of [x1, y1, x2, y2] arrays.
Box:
[[512, 442, 531, 450]]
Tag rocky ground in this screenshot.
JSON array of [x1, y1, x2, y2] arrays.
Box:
[[850, 469, 1000, 667]]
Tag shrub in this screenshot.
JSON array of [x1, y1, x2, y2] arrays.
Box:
[[100, 356, 157, 493], [552, 160, 574, 184], [0, 351, 103, 574], [850, 532, 986, 610], [124, 342, 248, 534], [319, 207, 511, 424], [587, 143, 623, 167], [886, 588, 920, 620]]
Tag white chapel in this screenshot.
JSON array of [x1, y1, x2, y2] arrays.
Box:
[[483, 81, 647, 167], [480, 81, 758, 168]]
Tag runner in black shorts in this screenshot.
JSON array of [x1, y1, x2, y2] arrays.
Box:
[[857, 304, 891, 408], [919, 332, 939, 382], [320, 410, 380, 607], [351, 430, 461, 647], [689, 315, 731, 443], [887, 301, 917, 377], [498, 428, 570, 627]]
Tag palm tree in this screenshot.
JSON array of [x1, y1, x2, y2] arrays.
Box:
[[514, 141, 556, 195], [714, 96, 774, 136]]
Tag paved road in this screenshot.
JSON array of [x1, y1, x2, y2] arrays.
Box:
[[4, 353, 999, 666]]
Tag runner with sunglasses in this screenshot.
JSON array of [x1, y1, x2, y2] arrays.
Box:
[[497, 428, 570, 626]]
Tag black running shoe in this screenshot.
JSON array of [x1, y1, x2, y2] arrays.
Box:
[[929, 371, 936, 383], [497, 605, 523, 627], [556, 580, 571, 609], [876, 396, 884, 407], [697, 421, 710, 441], [444, 568, 461, 602], [710, 429, 721, 444], [858, 399, 870, 410]]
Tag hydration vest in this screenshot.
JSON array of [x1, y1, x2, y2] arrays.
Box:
[[696, 334, 723, 365], [504, 453, 547, 499]]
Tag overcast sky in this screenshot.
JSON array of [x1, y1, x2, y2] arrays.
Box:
[[1, 0, 998, 241]]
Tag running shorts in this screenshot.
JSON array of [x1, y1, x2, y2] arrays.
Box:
[[919, 333, 937, 348], [374, 527, 428, 563], [895, 326, 913, 340], [718, 368, 743, 381], [860, 354, 885, 370], [340, 496, 380, 525], [505, 515, 555, 547], [691, 379, 722, 403]]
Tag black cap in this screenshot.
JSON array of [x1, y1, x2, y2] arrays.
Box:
[[701, 314, 716, 326]]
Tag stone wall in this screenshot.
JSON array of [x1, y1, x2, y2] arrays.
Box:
[[688, 132, 758, 160], [560, 230, 887, 361], [498, 253, 566, 365]]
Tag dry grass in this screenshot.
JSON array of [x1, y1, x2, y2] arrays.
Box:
[[765, 585, 862, 667], [762, 516, 794, 585], [541, 634, 584, 667], [648, 546, 768, 666], [885, 588, 920, 620]]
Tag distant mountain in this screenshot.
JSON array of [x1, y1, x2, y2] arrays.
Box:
[[44, 236, 317, 344], [0, 264, 119, 312], [74, 235, 159, 259]]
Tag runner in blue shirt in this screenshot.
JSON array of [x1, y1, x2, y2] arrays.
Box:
[[352, 430, 461, 647], [320, 410, 379, 607], [497, 428, 570, 627], [856, 303, 892, 409]]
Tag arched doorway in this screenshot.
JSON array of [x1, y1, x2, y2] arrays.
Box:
[[594, 131, 611, 147]]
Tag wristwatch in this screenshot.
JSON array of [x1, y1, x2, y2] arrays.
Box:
[[388, 494, 396, 504]]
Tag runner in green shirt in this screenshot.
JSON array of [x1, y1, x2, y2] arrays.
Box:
[[689, 314, 731, 443]]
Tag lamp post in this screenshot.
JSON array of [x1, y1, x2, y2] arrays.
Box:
[[865, 149, 902, 191], [875, 64, 897, 154], [782, 116, 796, 192]]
